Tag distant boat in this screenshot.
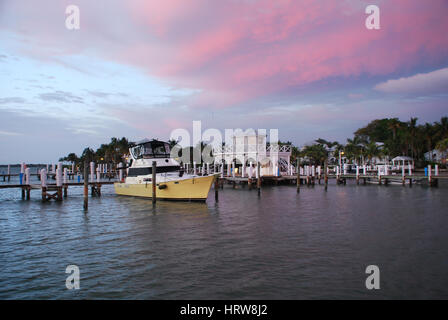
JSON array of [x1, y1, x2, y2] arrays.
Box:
[[114, 139, 216, 201]]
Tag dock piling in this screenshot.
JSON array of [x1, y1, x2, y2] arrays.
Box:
[[152, 161, 156, 204], [324, 160, 328, 191], [63, 168, 68, 198], [56, 165, 62, 201], [25, 168, 30, 200], [296, 159, 300, 193], [41, 169, 47, 202], [83, 162, 88, 210]]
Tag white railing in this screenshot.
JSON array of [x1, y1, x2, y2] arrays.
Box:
[[267, 145, 291, 153], [214, 144, 292, 154]]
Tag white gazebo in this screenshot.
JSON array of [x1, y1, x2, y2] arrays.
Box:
[[213, 132, 292, 177], [391, 156, 414, 169]]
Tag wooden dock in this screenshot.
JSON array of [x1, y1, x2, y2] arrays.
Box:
[[0, 161, 122, 210], [0, 181, 116, 200], [219, 173, 446, 188]]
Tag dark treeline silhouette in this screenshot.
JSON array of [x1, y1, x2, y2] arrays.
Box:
[[59, 137, 131, 169], [299, 117, 448, 167], [59, 117, 448, 170]]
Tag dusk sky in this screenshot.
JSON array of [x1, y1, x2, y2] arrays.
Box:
[[1, 0, 448, 163]]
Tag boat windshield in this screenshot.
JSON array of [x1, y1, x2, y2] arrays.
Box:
[[130, 140, 171, 159]]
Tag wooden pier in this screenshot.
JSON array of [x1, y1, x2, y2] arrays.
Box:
[[1, 162, 445, 208], [218, 172, 446, 188], [0, 182, 115, 200], [0, 161, 121, 210]]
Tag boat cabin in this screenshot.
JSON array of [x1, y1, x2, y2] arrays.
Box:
[[130, 139, 172, 159]]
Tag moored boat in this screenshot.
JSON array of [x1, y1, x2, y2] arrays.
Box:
[[114, 139, 217, 201]]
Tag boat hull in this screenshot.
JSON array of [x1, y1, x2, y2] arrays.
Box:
[[114, 174, 216, 201]]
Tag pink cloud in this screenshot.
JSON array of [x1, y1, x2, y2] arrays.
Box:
[[1, 0, 448, 109]]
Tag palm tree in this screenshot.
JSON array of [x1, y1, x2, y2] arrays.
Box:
[[388, 118, 401, 141], [423, 123, 435, 154], [408, 117, 418, 159], [436, 138, 448, 164], [365, 142, 381, 164], [300, 144, 327, 165]]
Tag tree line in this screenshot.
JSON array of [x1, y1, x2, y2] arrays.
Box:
[[59, 116, 448, 170], [297, 117, 448, 167]]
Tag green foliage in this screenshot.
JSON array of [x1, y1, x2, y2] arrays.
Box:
[[353, 117, 448, 161], [299, 116, 447, 166], [299, 144, 328, 165], [60, 137, 132, 166]]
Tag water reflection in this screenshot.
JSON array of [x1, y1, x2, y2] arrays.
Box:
[[1, 182, 448, 299]]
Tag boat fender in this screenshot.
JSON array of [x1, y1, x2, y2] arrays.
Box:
[[158, 184, 167, 190]]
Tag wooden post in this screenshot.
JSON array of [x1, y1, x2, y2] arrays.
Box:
[[96, 167, 100, 183], [356, 165, 359, 185], [248, 161, 253, 189], [25, 168, 31, 200], [56, 165, 62, 201], [83, 162, 88, 211], [428, 164, 432, 185], [317, 166, 321, 184], [296, 159, 300, 193], [402, 165, 405, 186], [20, 162, 25, 186], [63, 168, 68, 198], [324, 160, 328, 191], [90, 162, 95, 183], [152, 161, 157, 204], [118, 162, 123, 182], [7, 164, 10, 182], [41, 169, 47, 202], [257, 162, 261, 196]]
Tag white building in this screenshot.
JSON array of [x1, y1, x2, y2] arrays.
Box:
[[213, 132, 292, 177], [425, 149, 446, 163]]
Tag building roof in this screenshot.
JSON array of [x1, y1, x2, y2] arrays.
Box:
[[392, 156, 413, 161]]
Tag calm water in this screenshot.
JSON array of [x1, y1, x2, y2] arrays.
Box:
[[1, 170, 448, 299]]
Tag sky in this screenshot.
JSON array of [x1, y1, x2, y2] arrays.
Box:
[[1, 0, 448, 163]]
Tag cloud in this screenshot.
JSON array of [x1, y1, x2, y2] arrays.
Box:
[[1, 0, 448, 109], [87, 90, 130, 99], [0, 97, 26, 104], [87, 90, 112, 98], [37, 90, 84, 103], [374, 67, 448, 95], [0, 130, 22, 136]]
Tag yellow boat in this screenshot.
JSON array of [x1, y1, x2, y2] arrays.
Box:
[[114, 139, 217, 201]]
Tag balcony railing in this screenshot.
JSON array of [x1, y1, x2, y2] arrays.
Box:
[[213, 144, 291, 154]]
